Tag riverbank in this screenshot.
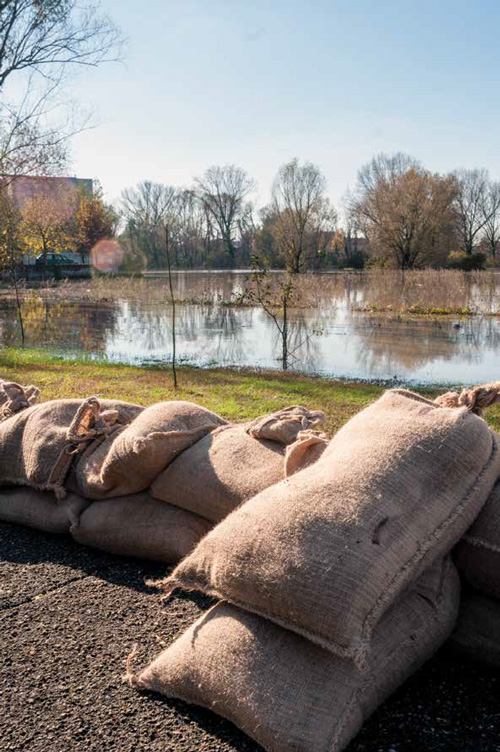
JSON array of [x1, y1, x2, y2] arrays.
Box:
[[3, 348, 500, 434], [2, 268, 500, 315]]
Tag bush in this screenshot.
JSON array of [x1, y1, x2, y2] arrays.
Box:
[[447, 251, 486, 271]]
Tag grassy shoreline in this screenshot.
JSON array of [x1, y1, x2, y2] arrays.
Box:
[[2, 347, 500, 434]]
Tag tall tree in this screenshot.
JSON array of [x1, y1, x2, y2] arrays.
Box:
[[452, 168, 496, 255], [481, 180, 500, 257], [0, 1, 122, 181], [75, 184, 117, 261], [353, 153, 457, 269], [0, 0, 122, 90], [0, 186, 25, 343], [20, 181, 77, 268], [194, 164, 255, 266], [120, 181, 175, 270], [270, 158, 337, 273]]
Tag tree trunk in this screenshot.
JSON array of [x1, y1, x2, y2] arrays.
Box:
[[165, 226, 177, 389]]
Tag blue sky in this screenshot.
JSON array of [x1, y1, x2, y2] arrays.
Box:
[[57, 0, 500, 208]]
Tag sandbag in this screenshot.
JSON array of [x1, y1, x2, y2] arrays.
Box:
[[449, 591, 500, 669], [0, 486, 90, 534], [454, 479, 500, 599], [70, 493, 211, 563], [150, 421, 328, 524], [0, 379, 40, 422], [162, 388, 499, 665], [0, 397, 143, 498], [129, 558, 459, 752], [245, 405, 325, 444], [75, 401, 226, 500]]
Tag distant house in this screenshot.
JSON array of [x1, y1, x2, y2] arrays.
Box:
[[8, 175, 93, 209]]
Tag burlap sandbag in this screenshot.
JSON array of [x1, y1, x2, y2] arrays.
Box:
[[0, 379, 40, 422], [71, 493, 211, 563], [0, 486, 90, 534], [129, 558, 459, 752], [454, 479, 500, 599], [0, 397, 143, 498], [161, 388, 499, 665], [75, 401, 226, 500], [449, 591, 500, 669], [245, 405, 325, 444], [150, 421, 328, 524]]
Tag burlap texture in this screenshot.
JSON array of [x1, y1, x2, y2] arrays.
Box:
[[71, 492, 211, 563], [162, 389, 499, 664], [449, 591, 500, 669], [454, 479, 500, 599], [0, 486, 90, 534], [131, 558, 459, 752], [0, 379, 40, 422], [245, 405, 325, 444], [75, 401, 226, 500], [0, 398, 142, 498], [150, 421, 327, 523]]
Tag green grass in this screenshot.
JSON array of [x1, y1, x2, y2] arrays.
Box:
[[2, 347, 500, 435]]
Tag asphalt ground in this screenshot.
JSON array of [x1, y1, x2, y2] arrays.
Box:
[[2, 522, 500, 752]]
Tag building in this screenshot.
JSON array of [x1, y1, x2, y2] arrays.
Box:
[[9, 175, 93, 209]]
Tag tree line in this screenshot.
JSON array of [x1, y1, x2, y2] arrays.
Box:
[[116, 154, 500, 273]]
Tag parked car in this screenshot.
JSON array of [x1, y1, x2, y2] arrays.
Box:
[[34, 253, 79, 267]]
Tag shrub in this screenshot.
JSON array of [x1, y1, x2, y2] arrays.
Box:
[[447, 251, 486, 271]]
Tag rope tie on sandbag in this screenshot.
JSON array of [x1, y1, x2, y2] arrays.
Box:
[[434, 382, 500, 417], [0, 381, 40, 422], [246, 405, 326, 444], [47, 396, 119, 499]]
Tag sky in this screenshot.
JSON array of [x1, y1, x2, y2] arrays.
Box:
[[23, 0, 500, 209]]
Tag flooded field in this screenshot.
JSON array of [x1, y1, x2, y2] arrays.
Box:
[[2, 270, 500, 385]]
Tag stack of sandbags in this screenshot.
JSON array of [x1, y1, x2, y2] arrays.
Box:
[[0, 391, 226, 564], [150, 406, 327, 523], [451, 479, 500, 666], [129, 559, 459, 752], [0, 394, 143, 500], [129, 388, 500, 751], [0, 486, 90, 534], [70, 493, 211, 564], [74, 401, 227, 499]]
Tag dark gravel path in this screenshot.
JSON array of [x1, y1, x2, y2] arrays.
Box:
[[2, 523, 500, 752]]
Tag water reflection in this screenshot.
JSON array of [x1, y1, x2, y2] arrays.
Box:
[[2, 284, 500, 385]]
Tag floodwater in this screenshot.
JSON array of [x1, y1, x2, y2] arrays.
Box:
[[2, 271, 500, 386]]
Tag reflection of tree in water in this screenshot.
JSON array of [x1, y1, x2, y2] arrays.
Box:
[[0, 296, 118, 352], [264, 308, 330, 373], [351, 314, 500, 377], [113, 301, 250, 365]]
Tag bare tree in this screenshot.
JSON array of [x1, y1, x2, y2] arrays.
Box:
[[0, 2, 122, 182], [353, 153, 457, 269], [194, 164, 255, 266], [482, 180, 500, 258], [247, 256, 294, 370], [270, 158, 337, 273], [120, 181, 174, 269], [120, 180, 180, 385], [452, 168, 496, 255], [0, 186, 25, 343], [0, 0, 122, 90], [0, 75, 74, 180]]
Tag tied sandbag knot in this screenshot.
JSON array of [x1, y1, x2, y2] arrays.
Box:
[[435, 382, 500, 417], [246, 405, 326, 445], [48, 397, 119, 499], [0, 380, 40, 422], [284, 429, 329, 478]]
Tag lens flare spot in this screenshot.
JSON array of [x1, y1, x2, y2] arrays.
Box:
[[91, 239, 124, 272]]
